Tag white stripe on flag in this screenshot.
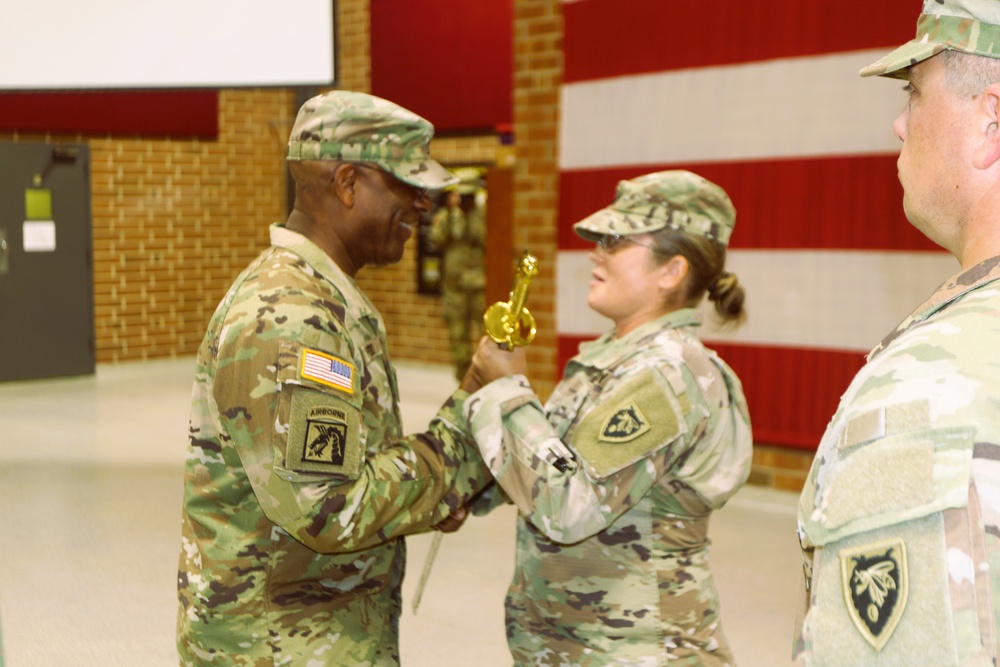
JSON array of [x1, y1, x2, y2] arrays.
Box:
[[556, 249, 958, 351], [560, 49, 905, 170]]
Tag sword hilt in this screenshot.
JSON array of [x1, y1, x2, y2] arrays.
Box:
[[484, 251, 538, 348]]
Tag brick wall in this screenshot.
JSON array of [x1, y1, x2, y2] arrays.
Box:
[[507, 0, 563, 401], [750, 445, 813, 492], [92, 90, 292, 362]]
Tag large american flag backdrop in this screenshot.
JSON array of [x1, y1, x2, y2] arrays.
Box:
[[556, 0, 959, 450]]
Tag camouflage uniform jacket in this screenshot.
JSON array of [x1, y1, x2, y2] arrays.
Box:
[[795, 256, 1000, 666], [177, 223, 490, 666], [465, 308, 752, 666]]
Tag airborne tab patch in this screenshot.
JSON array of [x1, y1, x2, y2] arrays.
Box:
[[840, 539, 908, 652], [300, 348, 354, 394], [599, 401, 651, 443], [286, 388, 363, 479]]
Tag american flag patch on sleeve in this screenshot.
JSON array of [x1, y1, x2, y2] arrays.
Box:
[[300, 348, 355, 394]]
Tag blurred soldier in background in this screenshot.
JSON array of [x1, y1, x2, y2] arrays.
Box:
[[430, 175, 486, 380]]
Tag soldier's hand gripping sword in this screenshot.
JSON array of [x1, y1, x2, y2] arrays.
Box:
[[411, 251, 539, 614]]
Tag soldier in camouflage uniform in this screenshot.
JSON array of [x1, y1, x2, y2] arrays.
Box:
[[430, 186, 486, 380], [176, 91, 492, 666], [794, 1, 1000, 664], [465, 171, 753, 666]]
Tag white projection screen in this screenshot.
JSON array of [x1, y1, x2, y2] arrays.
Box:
[[0, 0, 335, 90]]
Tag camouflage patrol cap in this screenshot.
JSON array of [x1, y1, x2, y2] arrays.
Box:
[[574, 170, 736, 246], [861, 0, 1000, 78], [287, 90, 459, 190]]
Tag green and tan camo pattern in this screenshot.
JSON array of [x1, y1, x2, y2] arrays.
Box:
[[574, 170, 736, 246], [862, 0, 1000, 78], [795, 257, 1000, 666], [177, 223, 490, 666], [286, 90, 457, 190], [466, 308, 752, 666], [430, 203, 486, 379]]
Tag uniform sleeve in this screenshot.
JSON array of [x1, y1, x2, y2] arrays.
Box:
[[465, 370, 697, 544], [212, 327, 491, 554]]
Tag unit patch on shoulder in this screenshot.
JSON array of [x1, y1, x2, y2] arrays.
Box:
[[300, 348, 355, 394], [840, 539, 908, 652], [286, 388, 363, 478], [600, 401, 651, 443], [570, 368, 686, 479]]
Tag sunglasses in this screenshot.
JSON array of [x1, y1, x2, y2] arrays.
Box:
[[596, 234, 661, 253]]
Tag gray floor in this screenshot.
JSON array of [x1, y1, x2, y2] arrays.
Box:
[[0, 358, 802, 666]]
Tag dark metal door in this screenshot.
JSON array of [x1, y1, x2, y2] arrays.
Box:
[[0, 141, 94, 381]]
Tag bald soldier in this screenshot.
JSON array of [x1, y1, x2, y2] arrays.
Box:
[[796, 1, 1000, 664], [176, 91, 491, 666]]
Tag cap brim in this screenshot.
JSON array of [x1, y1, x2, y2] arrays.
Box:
[[574, 210, 616, 241], [573, 209, 658, 241], [860, 40, 948, 78], [379, 159, 458, 190]]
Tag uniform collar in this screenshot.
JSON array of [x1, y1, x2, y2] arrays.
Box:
[[869, 254, 1000, 360], [576, 308, 701, 367], [269, 222, 380, 318]]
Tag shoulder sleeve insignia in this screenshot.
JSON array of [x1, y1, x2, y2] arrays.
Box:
[[600, 402, 651, 443], [300, 348, 355, 394], [570, 368, 687, 479], [286, 387, 363, 478], [840, 539, 908, 652]]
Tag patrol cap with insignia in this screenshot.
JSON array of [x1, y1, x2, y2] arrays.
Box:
[[574, 170, 736, 246], [860, 0, 1000, 79], [286, 90, 459, 190]]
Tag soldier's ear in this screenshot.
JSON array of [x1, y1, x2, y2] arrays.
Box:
[[974, 83, 1000, 170], [658, 255, 689, 292], [333, 163, 359, 207]]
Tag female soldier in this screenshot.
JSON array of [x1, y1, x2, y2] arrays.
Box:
[[465, 170, 752, 666]]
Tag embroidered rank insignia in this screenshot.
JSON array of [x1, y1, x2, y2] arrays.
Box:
[[300, 348, 354, 394], [599, 401, 651, 443], [840, 539, 908, 651]]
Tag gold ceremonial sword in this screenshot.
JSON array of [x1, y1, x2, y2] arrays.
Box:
[[411, 251, 539, 614], [484, 251, 538, 349]]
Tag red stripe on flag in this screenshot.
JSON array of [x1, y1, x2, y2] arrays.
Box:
[[558, 335, 865, 451], [558, 155, 940, 252], [564, 0, 917, 83]]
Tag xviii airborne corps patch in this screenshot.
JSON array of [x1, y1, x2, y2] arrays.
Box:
[[286, 388, 363, 479], [840, 539, 908, 651], [304, 407, 348, 466]]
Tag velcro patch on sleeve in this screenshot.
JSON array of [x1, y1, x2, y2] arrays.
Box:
[[286, 387, 363, 478], [571, 368, 687, 479], [300, 347, 355, 394]]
